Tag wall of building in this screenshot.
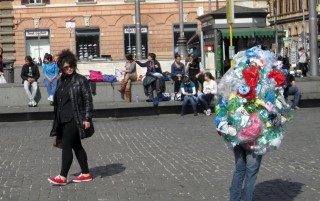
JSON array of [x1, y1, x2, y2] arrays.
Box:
[[10, 0, 269, 66], [12, 0, 211, 65]]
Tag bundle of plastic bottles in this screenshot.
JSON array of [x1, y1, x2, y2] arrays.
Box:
[[215, 46, 293, 155]]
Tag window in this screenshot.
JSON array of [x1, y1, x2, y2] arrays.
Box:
[[21, 0, 49, 4], [292, 0, 297, 11], [286, 0, 290, 13], [123, 25, 148, 59], [173, 24, 199, 57], [278, 0, 283, 14], [75, 28, 100, 60]]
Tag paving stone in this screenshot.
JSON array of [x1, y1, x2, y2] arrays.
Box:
[[0, 109, 320, 200]]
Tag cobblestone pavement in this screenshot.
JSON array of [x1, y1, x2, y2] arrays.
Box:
[[0, 108, 319, 201]]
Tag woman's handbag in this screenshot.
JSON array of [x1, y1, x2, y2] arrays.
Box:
[[53, 137, 63, 149]]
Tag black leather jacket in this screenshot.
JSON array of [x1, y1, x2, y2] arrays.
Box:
[[50, 73, 94, 139]]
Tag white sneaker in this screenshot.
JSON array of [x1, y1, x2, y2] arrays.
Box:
[[48, 96, 54, 102], [28, 101, 32, 107], [206, 109, 211, 116], [31, 100, 37, 107]]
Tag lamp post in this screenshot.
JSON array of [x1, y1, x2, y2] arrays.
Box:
[[273, 0, 278, 55], [308, 0, 318, 76], [177, 0, 188, 59], [301, 0, 307, 51], [135, 0, 142, 59]]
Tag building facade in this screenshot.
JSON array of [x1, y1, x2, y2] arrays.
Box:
[[8, 0, 214, 65], [1, 0, 270, 66], [267, 0, 320, 66]]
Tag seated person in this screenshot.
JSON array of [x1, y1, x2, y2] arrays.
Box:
[[136, 53, 164, 101], [198, 72, 217, 116], [171, 54, 185, 93], [21, 56, 40, 107], [180, 77, 198, 116], [284, 73, 301, 110]]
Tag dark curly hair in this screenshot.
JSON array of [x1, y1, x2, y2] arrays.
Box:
[[57, 49, 77, 71]]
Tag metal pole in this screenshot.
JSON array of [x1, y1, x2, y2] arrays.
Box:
[[135, 0, 142, 59], [37, 30, 40, 63], [308, 0, 318, 76], [274, 0, 278, 55], [302, 0, 306, 51], [214, 29, 218, 77], [200, 31, 205, 70], [209, 0, 212, 13], [177, 0, 188, 59]]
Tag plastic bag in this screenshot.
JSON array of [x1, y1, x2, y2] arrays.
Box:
[[0, 75, 6, 84]]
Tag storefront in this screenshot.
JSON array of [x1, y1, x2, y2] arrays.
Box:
[[123, 25, 148, 59], [75, 27, 100, 61], [173, 24, 199, 57], [25, 29, 50, 64], [198, 6, 276, 76]]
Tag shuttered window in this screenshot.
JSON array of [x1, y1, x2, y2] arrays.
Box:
[[21, 0, 50, 4]]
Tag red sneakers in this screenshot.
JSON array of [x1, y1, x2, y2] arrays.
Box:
[[48, 175, 67, 185], [72, 174, 93, 183]]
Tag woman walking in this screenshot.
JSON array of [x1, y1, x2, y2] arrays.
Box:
[[48, 49, 94, 186], [118, 54, 137, 102]]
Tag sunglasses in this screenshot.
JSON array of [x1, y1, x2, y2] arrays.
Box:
[[62, 66, 74, 71]]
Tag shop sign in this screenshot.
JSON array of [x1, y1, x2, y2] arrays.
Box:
[[26, 30, 49, 37], [124, 28, 148, 34]]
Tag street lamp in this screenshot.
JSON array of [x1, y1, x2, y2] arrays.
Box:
[[177, 0, 188, 59], [135, 0, 142, 59]]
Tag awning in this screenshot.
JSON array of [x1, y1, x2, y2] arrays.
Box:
[[220, 28, 275, 39]]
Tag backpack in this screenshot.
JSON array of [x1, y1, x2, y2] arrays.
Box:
[[89, 70, 103, 82], [103, 74, 117, 83], [162, 71, 171, 81]]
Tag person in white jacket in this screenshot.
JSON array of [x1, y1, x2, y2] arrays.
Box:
[[198, 72, 217, 115]]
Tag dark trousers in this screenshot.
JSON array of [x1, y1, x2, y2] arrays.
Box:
[[198, 94, 214, 110], [60, 119, 89, 177], [171, 76, 182, 93], [298, 62, 308, 77], [144, 78, 161, 100]]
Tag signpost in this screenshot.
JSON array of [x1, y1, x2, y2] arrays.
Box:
[[227, 0, 234, 67], [66, 21, 75, 51]]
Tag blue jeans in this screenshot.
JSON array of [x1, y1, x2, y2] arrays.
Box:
[[181, 95, 197, 113], [44, 78, 57, 97], [198, 94, 214, 110], [230, 146, 262, 201], [288, 86, 301, 108]]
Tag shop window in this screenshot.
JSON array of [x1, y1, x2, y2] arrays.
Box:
[[21, 0, 50, 4], [75, 28, 100, 61], [173, 24, 198, 57], [123, 25, 148, 59]]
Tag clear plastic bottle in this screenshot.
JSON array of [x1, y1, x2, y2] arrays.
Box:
[[170, 93, 175, 101], [135, 94, 139, 103]]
